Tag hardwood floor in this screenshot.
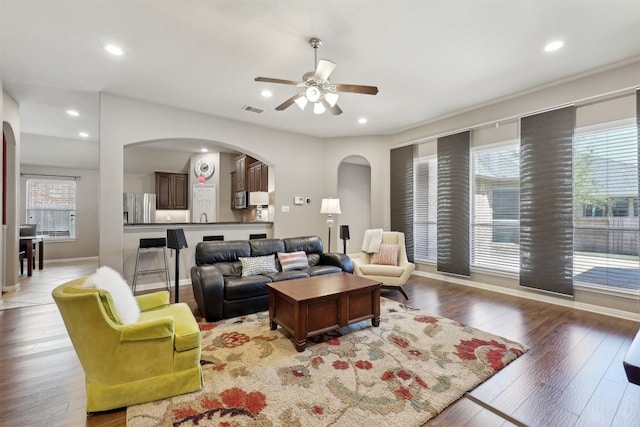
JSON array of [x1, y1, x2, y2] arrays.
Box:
[[1, 261, 638, 426]]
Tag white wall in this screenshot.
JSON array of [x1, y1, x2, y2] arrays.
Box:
[[99, 93, 331, 272], [338, 161, 371, 254], [19, 165, 99, 260]]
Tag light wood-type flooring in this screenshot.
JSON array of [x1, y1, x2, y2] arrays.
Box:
[[0, 260, 638, 426]]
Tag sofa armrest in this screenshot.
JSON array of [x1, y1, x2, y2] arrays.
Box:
[[190, 265, 225, 321], [120, 316, 174, 342], [319, 253, 354, 273], [135, 291, 170, 312]]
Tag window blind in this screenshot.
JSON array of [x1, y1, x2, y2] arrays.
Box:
[[390, 145, 414, 262], [572, 122, 639, 290], [26, 179, 77, 239], [414, 156, 437, 261], [437, 131, 470, 276], [472, 144, 520, 272], [520, 106, 576, 296]]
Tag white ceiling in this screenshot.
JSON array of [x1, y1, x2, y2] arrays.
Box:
[[2, 0, 640, 151]]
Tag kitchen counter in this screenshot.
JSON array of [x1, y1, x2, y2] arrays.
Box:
[[123, 222, 273, 289]]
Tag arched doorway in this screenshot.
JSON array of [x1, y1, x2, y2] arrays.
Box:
[[337, 155, 371, 254], [3, 123, 19, 292]]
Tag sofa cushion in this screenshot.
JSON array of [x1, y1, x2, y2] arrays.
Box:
[[283, 236, 323, 255], [265, 270, 310, 282], [250, 238, 285, 256], [278, 251, 309, 271], [215, 261, 242, 277], [371, 243, 399, 266], [307, 253, 321, 267], [224, 276, 271, 300], [240, 255, 278, 277], [359, 264, 405, 278], [138, 303, 200, 352], [196, 240, 251, 265], [305, 265, 342, 276]]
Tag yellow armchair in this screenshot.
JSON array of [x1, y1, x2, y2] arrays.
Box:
[[52, 278, 202, 412]]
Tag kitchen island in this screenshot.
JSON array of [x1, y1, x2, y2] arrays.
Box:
[[123, 222, 272, 290]]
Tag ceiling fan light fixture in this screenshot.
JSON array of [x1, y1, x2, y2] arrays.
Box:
[[305, 86, 321, 103], [294, 95, 308, 111], [313, 101, 326, 115], [324, 91, 339, 107]]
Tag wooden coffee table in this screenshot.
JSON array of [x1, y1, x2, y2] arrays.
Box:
[[267, 273, 382, 352]]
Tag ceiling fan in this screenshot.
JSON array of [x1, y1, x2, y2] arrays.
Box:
[[255, 37, 379, 116]]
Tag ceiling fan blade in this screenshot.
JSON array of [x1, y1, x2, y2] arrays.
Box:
[[314, 59, 336, 81], [333, 83, 379, 95], [329, 103, 343, 116], [255, 77, 301, 86], [275, 93, 302, 111]]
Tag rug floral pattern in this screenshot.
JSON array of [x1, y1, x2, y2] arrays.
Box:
[[127, 298, 527, 426]]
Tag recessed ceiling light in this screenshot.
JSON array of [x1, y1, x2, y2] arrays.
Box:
[[260, 90, 273, 98], [544, 40, 564, 52], [104, 44, 124, 56], [79, 132, 89, 138], [358, 117, 367, 124], [201, 147, 208, 153], [66, 109, 79, 117]]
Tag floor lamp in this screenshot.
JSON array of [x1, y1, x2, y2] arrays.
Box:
[[167, 228, 188, 303], [320, 198, 341, 253]]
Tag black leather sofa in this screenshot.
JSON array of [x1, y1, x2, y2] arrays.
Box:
[[190, 235, 353, 321]]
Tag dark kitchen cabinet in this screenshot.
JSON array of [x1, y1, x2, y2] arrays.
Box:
[[155, 172, 188, 210], [247, 162, 268, 192]]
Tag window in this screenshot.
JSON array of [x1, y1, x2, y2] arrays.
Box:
[[414, 156, 437, 261], [472, 144, 520, 272], [26, 178, 77, 240], [492, 188, 519, 244], [573, 124, 639, 290]]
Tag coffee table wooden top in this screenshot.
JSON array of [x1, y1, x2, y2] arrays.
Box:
[[266, 273, 381, 301]]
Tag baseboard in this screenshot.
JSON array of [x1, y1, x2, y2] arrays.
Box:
[[134, 278, 191, 293], [412, 270, 640, 322], [44, 256, 99, 265]]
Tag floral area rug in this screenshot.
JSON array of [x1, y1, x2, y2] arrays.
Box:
[[127, 298, 528, 426]]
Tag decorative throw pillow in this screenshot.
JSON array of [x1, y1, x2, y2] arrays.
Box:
[[83, 266, 140, 324], [240, 255, 278, 277], [371, 243, 399, 266], [278, 251, 309, 271]]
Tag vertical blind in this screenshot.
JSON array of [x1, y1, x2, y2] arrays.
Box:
[[390, 145, 414, 262], [520, 106, 576, 296], [437, 131, 470, 276], [414, 157, 437, 261]]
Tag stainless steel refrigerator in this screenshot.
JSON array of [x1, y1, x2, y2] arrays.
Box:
[[123, 193, 156, 224]]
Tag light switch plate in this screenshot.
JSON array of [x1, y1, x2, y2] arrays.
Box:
[[294, 196, 304, 205], [282, 205, 290, 212]]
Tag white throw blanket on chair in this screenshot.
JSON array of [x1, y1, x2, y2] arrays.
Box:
[[362, 228, 384, 253]]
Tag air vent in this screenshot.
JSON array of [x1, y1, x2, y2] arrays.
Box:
[[242, 105, 263, 114]]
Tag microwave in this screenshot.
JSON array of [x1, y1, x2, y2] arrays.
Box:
[[234, 191, 247, 209]]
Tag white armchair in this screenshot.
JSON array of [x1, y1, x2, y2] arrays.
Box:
[[351, 231, 415, 299]]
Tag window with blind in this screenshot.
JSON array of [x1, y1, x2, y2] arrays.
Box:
[[414, 156, 437, 261], [26, 178, 77, 240], [472, 144, 520, 272], [572, 123, 639, 291]]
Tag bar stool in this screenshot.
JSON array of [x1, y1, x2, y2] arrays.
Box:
[[203, 235, 224, 241], [132, 237, 170, 294]]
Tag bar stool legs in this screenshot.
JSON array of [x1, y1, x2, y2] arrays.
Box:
[[132, 238, 171, 294]]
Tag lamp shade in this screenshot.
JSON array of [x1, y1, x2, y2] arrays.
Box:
[[320, 198, 341, 215], [166, 228, 188, 249], [249, 191, 269, 206]]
